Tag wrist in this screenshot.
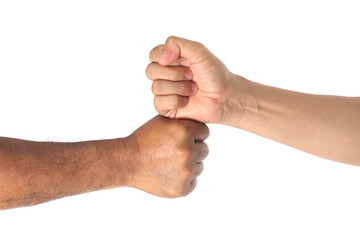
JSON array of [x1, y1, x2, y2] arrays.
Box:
[[221, 74, 259, 128], [112, 136, 140, 188]]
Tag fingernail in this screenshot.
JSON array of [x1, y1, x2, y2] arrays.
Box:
[[185, 70, 193, 80], [192, 82, 198, 93], [159, 51, 170, 63]]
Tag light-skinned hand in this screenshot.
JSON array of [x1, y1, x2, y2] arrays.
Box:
[[146, 36, 246, 123]]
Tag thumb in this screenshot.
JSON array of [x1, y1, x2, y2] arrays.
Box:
[[158, 36, 208, 66]]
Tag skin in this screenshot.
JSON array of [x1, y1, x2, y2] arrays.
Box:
[[146, 36, 360, 166], [0, 115, 209, 210]]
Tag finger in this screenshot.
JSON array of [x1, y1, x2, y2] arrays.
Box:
[[183, 179, 198, 196], [150, 45, 188, 67], [154, 95, 189, 114], [187, 142, 208, 167], [158, 36, 208, 66], [188, 122, 210, 142], [146, 63, 193, 81], [193, 162, 204, 178], [152, 80, 197, 96], [188, 162, 204, 180], [168, 58, 190, 67], [192, 142, 209, 163], [149, 44, 164, 62]]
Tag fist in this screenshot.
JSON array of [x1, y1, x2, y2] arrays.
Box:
[[146, 36, 235, 123], [124, 115, 209, 198]]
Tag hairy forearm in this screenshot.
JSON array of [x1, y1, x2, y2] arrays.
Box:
[[225, 75, 360, 165], [0, 137, 126, 210]]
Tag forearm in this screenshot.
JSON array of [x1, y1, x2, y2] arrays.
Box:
[[0, 137, 126, 210], [225, 75, 360, 165]]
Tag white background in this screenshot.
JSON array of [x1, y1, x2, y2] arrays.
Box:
[[1, 0, 360, 239]]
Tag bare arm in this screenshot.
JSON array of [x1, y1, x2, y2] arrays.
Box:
[[0, 137, 122, 209], [0, 116, 209, 210], [147, 36, 360, 166], [225, 75, 360, 165]]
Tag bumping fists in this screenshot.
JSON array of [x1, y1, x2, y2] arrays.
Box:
[[136, 36, 239, 198], [146, 36, 235, 124]]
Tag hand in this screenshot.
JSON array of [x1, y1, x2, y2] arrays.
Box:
[[146, 36, 239, 123], [123, 115, 209, 198]]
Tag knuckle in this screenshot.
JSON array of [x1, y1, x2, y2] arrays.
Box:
[[203, 124, 210, 139], [149, 45, 158, 59], [192, 40, 205, 51], [193, 42, 208, 57], [165, 181, 188, 198], [203, 143, 209, 157], [167, 193, 179, 199], [145, 64, 153, 79], [153, 96, 162, 110], [176, 123, 192, 136], [169, 188, 185, 198], [166, 35, 177, 44], [164, 188, 180, 198], [195, 41, 204, 49], [151, 81, 160, 95], [149, 48, 155, 61], [154, 44, 163, 50], [193, 122, 210, 138], [183, 180, 197, 197]]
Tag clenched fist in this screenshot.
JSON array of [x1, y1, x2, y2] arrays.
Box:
[[124, 115, 209, 198], [146, 36, 247, 124]]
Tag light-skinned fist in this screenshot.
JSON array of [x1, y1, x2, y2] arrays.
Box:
[[146, 36, 241, 123]]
